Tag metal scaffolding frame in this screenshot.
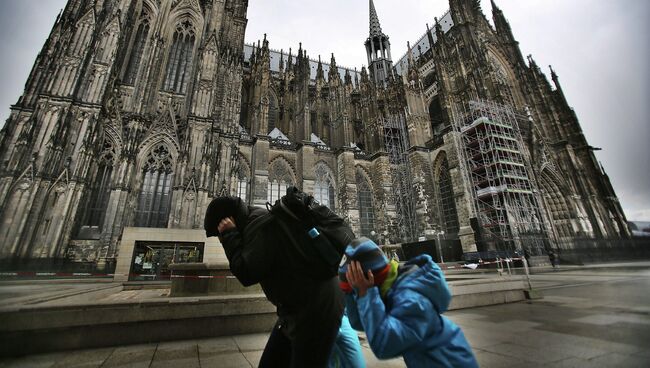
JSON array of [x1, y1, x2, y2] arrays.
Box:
[[452, 100, 548, 254], [382, 113, 419, 243]]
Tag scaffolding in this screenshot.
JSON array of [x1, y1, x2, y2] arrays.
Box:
[[382, 113, 419, 243], [452, 100, 547, 254]]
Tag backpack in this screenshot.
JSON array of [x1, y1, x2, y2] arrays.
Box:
[[252, 186, 354, 280]]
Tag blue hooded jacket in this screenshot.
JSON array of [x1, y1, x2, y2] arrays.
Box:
[[345, 254, 478, 368]]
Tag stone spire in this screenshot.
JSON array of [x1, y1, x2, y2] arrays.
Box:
[[369, 0, 384, 37], [365, 0, 393, 86]]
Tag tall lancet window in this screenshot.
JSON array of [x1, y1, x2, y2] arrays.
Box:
[[314, 163, 335, 210], [489, 53, 516, 108], [85, 139, 116, 227], [232, 157, 249, 202], [164, 20, 196, 94], [356, 169, 375, 237], [267, 160, 294, 204], [267, 94, 278, 133], [237, 174, 248, 202], [124, 12, 150, 85], [136, 144, 174, 228]]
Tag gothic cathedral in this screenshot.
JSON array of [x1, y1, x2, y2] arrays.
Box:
[[0, 0, 629, 269]]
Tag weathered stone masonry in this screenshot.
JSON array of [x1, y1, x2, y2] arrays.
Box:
[[0, 0, 629, 269]]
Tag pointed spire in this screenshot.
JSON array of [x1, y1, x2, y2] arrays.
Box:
[[426, 23, 435, 49], [369, 0, 384, 37], [316, 55, 324, 80], [434, 17, 443, 36], [329, 53, 339, 81], [490, 0, 500, 12], [549, 65, 562, 90], [360, 66, 369, 84], [491, 0, 513, 39], [407, 41, 414, 65], [344, 69, 352, 85], [549, 65, 569, 106]]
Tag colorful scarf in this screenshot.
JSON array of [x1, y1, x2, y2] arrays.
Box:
[[339, 259, 400, 296]]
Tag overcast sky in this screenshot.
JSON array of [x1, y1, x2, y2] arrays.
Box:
[[0, 0, 648, 221]]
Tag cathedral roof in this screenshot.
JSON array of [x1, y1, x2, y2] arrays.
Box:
[[394, 10, 454, 76], [243, 44, 360, 83], [268, 128, 289, 141], [310, 133, 327, 147]]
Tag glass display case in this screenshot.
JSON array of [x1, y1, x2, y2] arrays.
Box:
[[129, 241, 204, 281]]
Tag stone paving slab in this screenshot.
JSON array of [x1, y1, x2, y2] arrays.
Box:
[[1, 265, 649, 367], [101, 344, 157, 368]]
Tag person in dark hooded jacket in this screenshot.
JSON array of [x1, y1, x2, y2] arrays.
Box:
[[204, 195, 353, 368], [340, 237, 478, 368]]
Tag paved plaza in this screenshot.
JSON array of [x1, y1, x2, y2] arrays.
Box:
[[0, 263, 648, 367]]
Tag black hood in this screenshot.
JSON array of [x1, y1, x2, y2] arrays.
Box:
[[204, 196, 250, 237]]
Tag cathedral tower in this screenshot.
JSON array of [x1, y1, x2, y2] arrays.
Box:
[[364, 0, 393, 86]]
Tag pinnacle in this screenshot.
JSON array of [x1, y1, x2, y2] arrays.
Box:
[[369, 0, 384, 37]]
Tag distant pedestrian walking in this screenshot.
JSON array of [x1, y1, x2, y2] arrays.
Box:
[[548, 250, 558, 268]]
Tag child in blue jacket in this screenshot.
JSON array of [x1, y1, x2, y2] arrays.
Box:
[[339, 238, 478, 368]]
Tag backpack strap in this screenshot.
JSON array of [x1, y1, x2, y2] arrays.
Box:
[[277, 198, 302, 222], [271, 204, 337, 279]]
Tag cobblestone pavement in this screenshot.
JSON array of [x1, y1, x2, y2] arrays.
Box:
[[0, 263, 648, 367]]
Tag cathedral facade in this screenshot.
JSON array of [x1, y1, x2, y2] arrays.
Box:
[[0, 0, 630, 270]]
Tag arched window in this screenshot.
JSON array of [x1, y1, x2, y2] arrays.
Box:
[[268, 94, 278, 133], [235, 160, 249, 202], [135, 144, 174, 228], [310, 111, 318, 137], [239, 86, 250, 130], [356, 169, 375, 237], [437, 157, 460, 236], [429, 97, 445, 135], [123, 11, 150, 85], [164, 20, 196, 94], [488, 52, 516, 107], [237, 175, 248, 202], [268, 159, 294, 204], [85, 139, 116, 227], [314, 163, 335, 210]]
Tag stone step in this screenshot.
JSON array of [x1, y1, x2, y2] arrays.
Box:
[[0, 294, 276, 358], [0, 276, 531, 357], [448, 276, 530, 309]]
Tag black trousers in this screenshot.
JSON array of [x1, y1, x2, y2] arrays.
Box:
[[258, 318, 340, 368]]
